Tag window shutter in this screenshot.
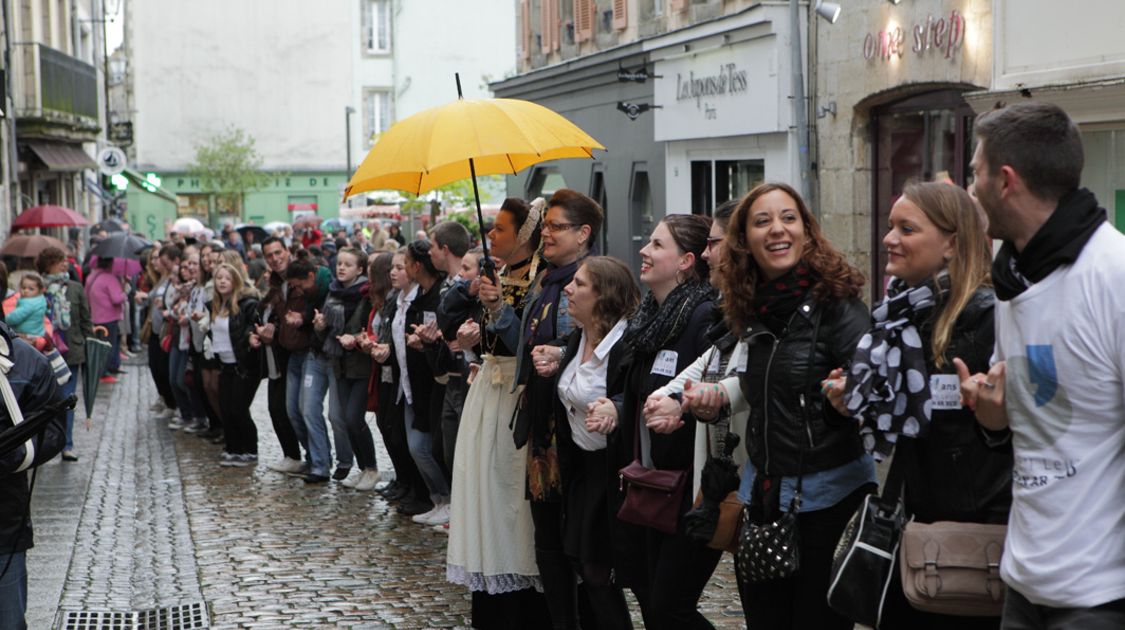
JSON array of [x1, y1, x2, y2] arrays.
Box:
[[612, 0, 626, 30], [521, 0, 531, 59], [575, 0, 593, 42]]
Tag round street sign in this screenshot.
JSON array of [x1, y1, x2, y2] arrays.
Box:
[[97, 146, 127, 176]]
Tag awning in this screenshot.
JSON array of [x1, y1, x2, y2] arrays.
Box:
[[28, 142, 97, 172], [122, 167, 179, 204]]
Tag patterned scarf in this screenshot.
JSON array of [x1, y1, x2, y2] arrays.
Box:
[[625, 280, 716, 354], [844, 273, 949, 460], [750, 263, 814, 334], [321, 275, 368, 358], [524, 259, 578, 346], [44, 273, 72, 331]]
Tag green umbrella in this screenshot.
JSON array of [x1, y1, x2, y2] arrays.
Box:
[[82, 336, 113, 426]]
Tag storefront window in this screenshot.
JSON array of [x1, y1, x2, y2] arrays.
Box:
[[690, 159, 764, 215], [871, 90, 974, 300]]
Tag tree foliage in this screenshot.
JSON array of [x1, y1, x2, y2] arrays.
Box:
[[187, 126, 271, 215]]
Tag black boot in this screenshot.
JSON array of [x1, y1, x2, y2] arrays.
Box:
[[582, 582, 634, 630]]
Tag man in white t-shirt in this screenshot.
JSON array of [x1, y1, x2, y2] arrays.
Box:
[[958, 102, 1125, 629]]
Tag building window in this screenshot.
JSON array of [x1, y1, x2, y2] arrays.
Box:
[[363, 89, 393, 146], [362, 0, 391, 55], [526, 166, 567, 199], [690, 159, 763, 216]]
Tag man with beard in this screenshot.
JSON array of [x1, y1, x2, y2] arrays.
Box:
[[958, 102, 1125, 629]]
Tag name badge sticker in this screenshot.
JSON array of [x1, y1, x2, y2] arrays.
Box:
[[736, 348, 749, 373], [651, 350, 679, 377], [381, 366, 394, 384], [423, 311, 437, 327], [707, 350, 721, 375], [929, 374, 962, 410]]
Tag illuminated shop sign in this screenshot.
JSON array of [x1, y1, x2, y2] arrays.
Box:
[[863, 10, 966, 61]]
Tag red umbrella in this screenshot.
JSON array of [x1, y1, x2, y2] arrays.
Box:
[[0, 234, 68, 257], [11, 205, 89, 230]]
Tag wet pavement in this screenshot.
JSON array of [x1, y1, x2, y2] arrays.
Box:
[[28, 359, 746, 629]]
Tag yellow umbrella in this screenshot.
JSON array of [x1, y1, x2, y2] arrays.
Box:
[[345, 74, 605, 275], [345, 97, 605, 198]]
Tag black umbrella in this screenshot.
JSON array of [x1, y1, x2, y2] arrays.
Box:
[[235, 224, 268, 244], [91, 218, 125, 233], [90, 232, 152, 260]]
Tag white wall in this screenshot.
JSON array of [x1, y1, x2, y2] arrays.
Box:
[[664, 132, 790, 214], [994, 0, 1125, 90], [131, 0, 354, 172], [394, 0, 516, 118]]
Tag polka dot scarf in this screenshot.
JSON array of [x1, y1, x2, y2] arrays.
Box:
[[844, 273, 949, 460]]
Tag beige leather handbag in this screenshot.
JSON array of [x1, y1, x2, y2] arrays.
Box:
[[899, 521, 1007, 617]]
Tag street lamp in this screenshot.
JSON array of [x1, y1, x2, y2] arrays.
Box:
[[345, 106, 356, 176], [815, 1, 842, 24]]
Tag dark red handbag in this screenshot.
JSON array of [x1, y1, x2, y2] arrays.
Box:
[[616, 415, 687, 535]]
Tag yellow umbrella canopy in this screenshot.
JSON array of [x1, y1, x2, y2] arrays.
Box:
[[344, 97, 605, 198]]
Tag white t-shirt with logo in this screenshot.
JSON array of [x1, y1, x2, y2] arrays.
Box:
[[993, 223, 1125, 608]]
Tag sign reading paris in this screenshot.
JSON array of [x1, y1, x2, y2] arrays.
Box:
[[676, 63, 749, 107]]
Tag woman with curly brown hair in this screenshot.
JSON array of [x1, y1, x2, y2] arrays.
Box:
[[685, 182, 876, 629]]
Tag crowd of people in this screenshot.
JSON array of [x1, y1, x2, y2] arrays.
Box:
[[2, 101, 1122, 630]]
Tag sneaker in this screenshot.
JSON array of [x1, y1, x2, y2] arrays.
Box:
[[412, 503, 446, 524], [267, 457, 304, 474], [155, 408, 176, 420], [182, 418, 208, 434], [99, 375, 118, 384], [61, 451, 78, 462], [303, 473, 330, 484], [149, 401, 165, 412], [167, 417, 187, 430], [219, 452, 238, 467], [432, 521, 450, 534], [331, 467, 351, 481], [422, 503, 451, 526], [341, 471, 361, 488], [375, 480, 399, 497], [286, 462, 312, 478], [228, 454, 254, 468], [353, 469, 382, 491]]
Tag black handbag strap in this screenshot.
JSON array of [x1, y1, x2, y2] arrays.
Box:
[[879, 437, 913, 506]]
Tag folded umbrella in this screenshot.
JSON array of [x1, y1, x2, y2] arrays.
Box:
[[89, 232, 152, 260], [82, 336, 113, 427], [683, 433, 743, 546]]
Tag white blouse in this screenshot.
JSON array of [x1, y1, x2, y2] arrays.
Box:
[[210, 316, 236, 364], [556, 319, 628, 452], [392, 284, 418, 404]]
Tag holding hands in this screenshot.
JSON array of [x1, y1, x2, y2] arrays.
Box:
[[531, 345, 563, 377], [457, 319, 481, 350], [312, 308, 326, 332], [284, 310, 304, 327], [821, 367, 850, 417], [681, 379, 727, 425], [585, 397, 618, 435], [370, 343, 391, 363], [955, 358, 1008, 430]]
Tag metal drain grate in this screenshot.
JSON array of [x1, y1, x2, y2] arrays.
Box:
[[56, 602, 209, 630]]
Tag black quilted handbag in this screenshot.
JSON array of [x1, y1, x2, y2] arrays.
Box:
[[737, 494, 801, 583]]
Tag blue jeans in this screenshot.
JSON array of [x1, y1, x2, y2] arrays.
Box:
[[168, 344, 202, 421], [329, 373, 375, 470], [0, 551, 27, 630], [61, 367, 78, 451], [404, 404, 450, 504], [300, 354, 353, 476], [99, 320, 120, 375], [286, 350, 309, 454]]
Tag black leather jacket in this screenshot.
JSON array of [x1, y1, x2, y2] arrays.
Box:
[[903, 286, 1012, 524], [739, 296, 870, 476]]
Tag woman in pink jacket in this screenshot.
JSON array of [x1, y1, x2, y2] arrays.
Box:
[[85, 257, 127, 382]]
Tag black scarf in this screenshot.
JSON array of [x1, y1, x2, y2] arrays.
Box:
[[844, 273, 949, 460], [321, 276, 368, 358], [524, 259, 579, 346], [625, 280, 715, 354], [992, 188, 1105, 301], [751, 263, 814, 334]]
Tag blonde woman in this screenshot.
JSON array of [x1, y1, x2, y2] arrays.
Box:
[[207, 263, 262, 467], [823, 181, 1011, 629]]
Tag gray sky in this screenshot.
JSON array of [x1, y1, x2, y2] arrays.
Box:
[[106, 0, 124, 53]]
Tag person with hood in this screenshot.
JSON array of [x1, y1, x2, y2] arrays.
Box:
[[313, 247, 378, 490]]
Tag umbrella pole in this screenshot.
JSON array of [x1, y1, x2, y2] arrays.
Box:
[[456, 73, 495, 281]]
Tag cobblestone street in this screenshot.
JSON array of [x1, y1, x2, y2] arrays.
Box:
[[27, 361, 744, 629]]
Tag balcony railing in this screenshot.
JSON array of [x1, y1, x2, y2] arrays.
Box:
[[13, 43, 99, 130]]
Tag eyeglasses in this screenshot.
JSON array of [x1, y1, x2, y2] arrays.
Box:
[[541, 222, 581, 234]]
